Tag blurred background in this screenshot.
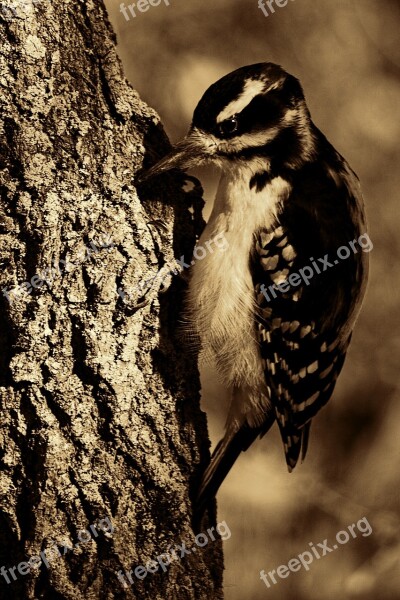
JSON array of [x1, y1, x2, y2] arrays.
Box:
[[104, 0, 400, 597]]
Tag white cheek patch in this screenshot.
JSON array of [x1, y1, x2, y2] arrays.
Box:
[[191, 128, 281, 157], [218, 128, 281, 153], [216, 78, 267, 123]]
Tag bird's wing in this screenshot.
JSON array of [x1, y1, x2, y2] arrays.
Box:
[[251, 152, 368, 471], [253, 224, 353, 471]]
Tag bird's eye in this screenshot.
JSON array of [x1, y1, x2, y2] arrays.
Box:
[[218, 117, 239, 137]]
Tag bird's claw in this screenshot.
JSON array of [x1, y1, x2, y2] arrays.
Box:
[[147, 219, 169, 235]]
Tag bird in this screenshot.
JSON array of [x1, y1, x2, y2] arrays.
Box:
[[142, 62, 369, 516]]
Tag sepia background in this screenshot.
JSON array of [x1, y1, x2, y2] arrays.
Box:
[[104, 0, 400, 598]]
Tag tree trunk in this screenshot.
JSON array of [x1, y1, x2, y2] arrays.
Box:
[[0, 1, 223, 598]]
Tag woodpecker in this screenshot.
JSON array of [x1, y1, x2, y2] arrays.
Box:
[[142, 63, 368, 515]]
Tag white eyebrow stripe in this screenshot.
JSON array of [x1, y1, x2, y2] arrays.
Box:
[[265, 80, 284, 93], [216, 78, 267, 123]]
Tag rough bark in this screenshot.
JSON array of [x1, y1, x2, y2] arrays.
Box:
[[0, 1, 223, 598]]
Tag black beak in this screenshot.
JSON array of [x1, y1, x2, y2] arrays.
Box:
[[138, 130, 209, 182]]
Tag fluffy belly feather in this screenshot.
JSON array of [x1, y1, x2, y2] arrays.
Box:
[[186, 165, 291, 391], [188, 222, 261, 388]]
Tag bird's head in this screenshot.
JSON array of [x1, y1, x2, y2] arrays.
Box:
[[142, 63, 316, 180]]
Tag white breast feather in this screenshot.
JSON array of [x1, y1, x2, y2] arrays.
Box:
[[186, 162, 291, 391]]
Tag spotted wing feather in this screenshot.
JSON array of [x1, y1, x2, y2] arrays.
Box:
[[252, 154, 367, 470]]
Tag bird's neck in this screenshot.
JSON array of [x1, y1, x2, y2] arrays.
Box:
[[207, 161, 291, 242]]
